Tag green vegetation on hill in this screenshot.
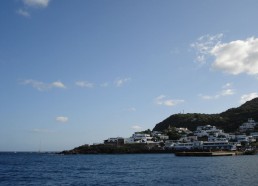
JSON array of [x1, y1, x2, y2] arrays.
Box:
[[60, 143, 168, 154], [153, 98, 258, 132]]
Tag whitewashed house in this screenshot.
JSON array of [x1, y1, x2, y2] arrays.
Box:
[[236, 135, 249, 143], [176, 127, 192, 134], [250, 132, 258, 140], [178, 135, 198, 143], [152, 131, 169, 140], [124, 133, 157, 144], [239, 118, 257, 132], [194, 125, 223, 137], [104, 137, 125, 145]]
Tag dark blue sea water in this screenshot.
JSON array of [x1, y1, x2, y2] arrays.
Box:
[[0, 152, 258, 186]]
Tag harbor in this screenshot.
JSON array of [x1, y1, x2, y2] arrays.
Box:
[[175, 151, 236, 156]]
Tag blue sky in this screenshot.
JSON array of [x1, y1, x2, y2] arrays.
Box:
[[1, 0, 258, 151]]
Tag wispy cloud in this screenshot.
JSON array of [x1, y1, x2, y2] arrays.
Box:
[[75, 81, 94, 88], [155, 95, 184, 107], [126, 107, 136, 112], [240, 92, 258, 104], [114, 78, 131, 87], [30, 128, 54, 133], [221, 88, 235, 96], [191, 33, 223, 64], [17, 9, 30, 17], [222, 83, 232, 89], [100, 82, 109, 87], [56, 116, 69, 123], [21, 79, 66, 91], [200, 83, 236, 100], [22, 79, 49, 91], [199, 95, 216, 100], [131, 125, 142, 131], [22, 0, 51, 8], [192, 34, 258, 75], [18, 0, 50, 17]]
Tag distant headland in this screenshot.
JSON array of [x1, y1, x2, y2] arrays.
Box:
[[59, 98, 258, 155]]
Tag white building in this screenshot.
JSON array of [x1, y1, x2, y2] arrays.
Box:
[[250, 132, 258, 139], [239, 118, 257, 132], [208, 132, 229, 142], [178, 136, 198, 143], [164, 140, 179, 149], [124, 133, 157, 144], [104, 137, 125, 145], [152, 131, 169, 140], [228, 134, 236, 141], [194, 125, 223, 137], [176, 127, 192, 134], [236, 135, 249, 143]]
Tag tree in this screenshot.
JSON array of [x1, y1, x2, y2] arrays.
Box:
[[138, 129, 152, 135], [166, 127, 181, 140]]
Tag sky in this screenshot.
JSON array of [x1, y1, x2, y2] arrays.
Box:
[[1, 0, 258, 151]]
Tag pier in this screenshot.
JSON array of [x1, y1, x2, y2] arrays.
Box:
[[175, 151, 236, 156]]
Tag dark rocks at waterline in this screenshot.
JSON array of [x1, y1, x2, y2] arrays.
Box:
[[58, 144, 173, 155]]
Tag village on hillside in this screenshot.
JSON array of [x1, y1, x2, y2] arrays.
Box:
[[101, 118, 258, 152], [61, 118, 258, 155]]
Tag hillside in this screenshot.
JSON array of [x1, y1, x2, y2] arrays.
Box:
[[153, 98, 258, 132]]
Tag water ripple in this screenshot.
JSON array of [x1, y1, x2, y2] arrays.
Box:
[[0, 153, 258, 185]]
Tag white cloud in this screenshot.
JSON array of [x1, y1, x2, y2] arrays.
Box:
[[19, 0, 50, 17], [75, 81, 94, 88], [200, 83, 235, 100], [192, 35, 258, 75], [211, 37, 258, 75], [240, 92, 258, 104], [221, 89, 235, 96], [17, 9, 30, 17], [56, 116, 68, 123], [21, 79, 66, 91], [115, 78, 131, 87], [191, 33, 223, 64], [52, 81, 66, 89], [131, 125, 142, 131], [155, 95, 184, 107], [23, 0, 50, 8]]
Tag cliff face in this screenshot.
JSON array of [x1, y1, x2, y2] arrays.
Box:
[[153, 98, 258, 132]]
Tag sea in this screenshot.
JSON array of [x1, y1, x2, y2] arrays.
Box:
[[0, 152, 258, 186]]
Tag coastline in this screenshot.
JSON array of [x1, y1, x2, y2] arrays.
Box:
[[58, 143, 257, 156]]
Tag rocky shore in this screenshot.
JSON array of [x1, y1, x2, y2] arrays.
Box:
[[58, 143, 173, 155], [58, 143, 257, 155]]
